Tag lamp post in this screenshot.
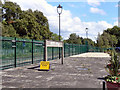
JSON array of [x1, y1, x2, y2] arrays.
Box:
[[85, 28, 88, 39], [57, 4, 63, 59], [85, 28, 88, 52]]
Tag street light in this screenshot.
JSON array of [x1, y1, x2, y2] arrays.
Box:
[[85, 28, 88, 39], [57, 4, 63, 59], [57, 4, 63, 41], [85, 28, 88, 52]]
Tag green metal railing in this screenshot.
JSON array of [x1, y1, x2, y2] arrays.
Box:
[[0, 36, 104, 70]]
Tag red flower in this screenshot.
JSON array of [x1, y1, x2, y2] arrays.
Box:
[[116, 77, 118, 80]]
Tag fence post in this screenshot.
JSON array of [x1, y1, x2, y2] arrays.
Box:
[[32, 39, 33, 64], [44, 40, 47, 61], [87, 45, 88, 52], [42, 44, 45, 61], [78, 45, 79, 54], [69, 44, 70, 56], [72, 44, 73, 55], [75, 45, 76, 55], [80, 45, 81, 54], [14, 37, 16, 67], [59, 47, 60, 59], [52, 47, 54, 60], [76, 45, 77, 54], [64, 44, 65, 57], [61, 46, 64, 64], [77, 45, 78, 54]]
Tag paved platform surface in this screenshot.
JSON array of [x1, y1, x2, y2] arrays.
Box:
[[70, 52, 110, 57], [2, 53, 110, 88]]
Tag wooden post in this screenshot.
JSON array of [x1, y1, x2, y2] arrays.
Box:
[[44, 40, 47, 61]]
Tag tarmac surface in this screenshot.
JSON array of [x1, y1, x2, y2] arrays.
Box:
[[2, 53, 110, 88]]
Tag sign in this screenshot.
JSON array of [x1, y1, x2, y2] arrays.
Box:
[[12, 40, 16, 48], [12, 40, 16, 42], [35, 44, 42, 46], [40, 61, 50, 70], [46, 40, 63, 47], [44, 40, 64, 64]]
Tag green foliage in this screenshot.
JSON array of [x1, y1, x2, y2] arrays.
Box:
[[82, 38, 95, 46], [64, 33, 82, 44], [2, 1, 54, 40], [0, 1, 2, 22], [64, 33, 95, 46], [2, 24, 19, 37], [2, 1, 22, 22], [110, 50, 119, 76], [105, 26, 120, 47], [106, 76, 120, 83], [97, 33, 103, 47], [105, 49, 120, 83], [51, 33, 62, 41], [97, 26, 120, 48]]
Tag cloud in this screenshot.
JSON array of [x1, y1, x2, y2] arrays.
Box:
[[82, 14, 87, 17], [115, 4, 120, 7], [68, 4, 76, 8], [113, 20, 118, 26], [112, 17, 118, 21], [87, 0, 101, 7], [115, 4, 118, 7], [87, 0, 105, 7], [9, 0, 113, 41], [90, 7, 106, 15]]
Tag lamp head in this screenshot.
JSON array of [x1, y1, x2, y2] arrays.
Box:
[[57, 4, 63, 14], [85, 28, 88, 32]]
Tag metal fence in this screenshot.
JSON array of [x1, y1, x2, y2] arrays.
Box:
[[0, 36, 104, 70]]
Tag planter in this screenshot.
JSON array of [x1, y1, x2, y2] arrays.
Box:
[[106, 81, 120, 90]]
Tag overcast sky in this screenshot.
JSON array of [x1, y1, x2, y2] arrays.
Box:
[[5, 0, 119, 41]]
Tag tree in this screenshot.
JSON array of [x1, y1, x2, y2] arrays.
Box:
[[97, 31, 118, 48], [2, 1, 22, 23], [2, 1, 54, 40], [64, 33, 95, 45], [104, 26, 120, 47], [97, 33, 103, 47], [83, 38, 95, 46], [2, 24, 19, 37], [65, 33, 82, 44], [51, 33, 63, 41], [109, 35, 118, 47]]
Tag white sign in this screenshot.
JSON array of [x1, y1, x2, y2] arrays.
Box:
[[44, 40, 64, 64], [46, 40, 63, 47]]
